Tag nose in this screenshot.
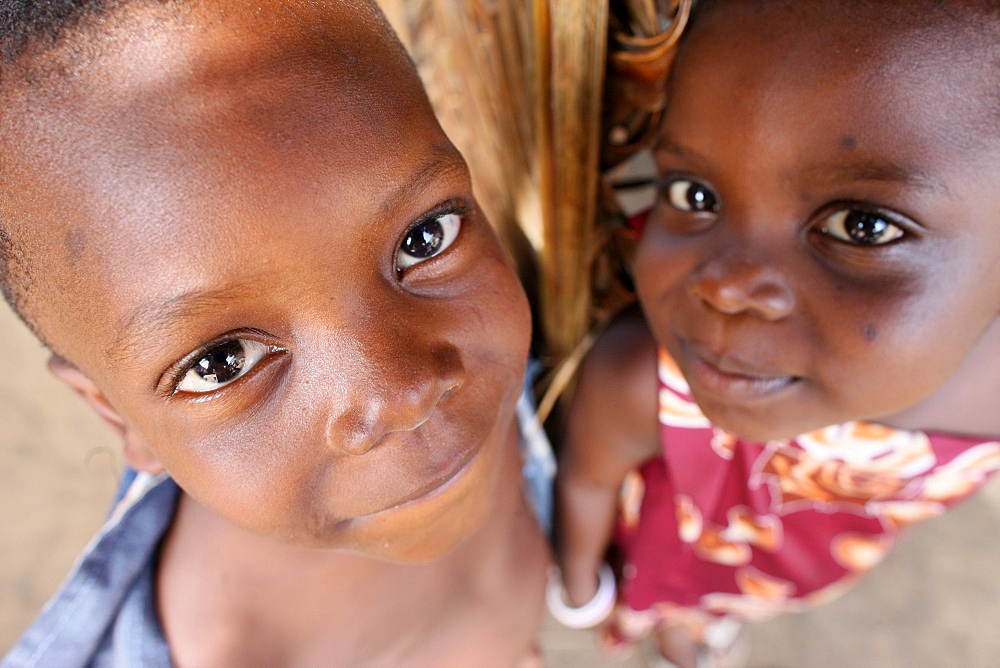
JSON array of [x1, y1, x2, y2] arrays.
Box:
[[325, 323, 465, 456], [686, 247, 795, 321]]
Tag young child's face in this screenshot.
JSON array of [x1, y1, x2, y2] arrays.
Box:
[[635, 1, 1000, 441], [0, 1, 530, 560]]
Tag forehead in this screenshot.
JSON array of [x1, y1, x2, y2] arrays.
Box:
[[664, 1, 1000, 178], [676, 1, 998, 130], [0, 0, 454, 362], [686, 0, 998, 51], [4, 0, 430, 177]]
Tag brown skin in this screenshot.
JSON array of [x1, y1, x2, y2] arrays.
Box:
[[1, 1, 548, 664], [557, 1, 1000, 664]]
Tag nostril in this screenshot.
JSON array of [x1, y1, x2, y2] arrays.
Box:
[[752, 284, 796, 321], [327, 402, 384, 456], [326, 348, 466, 456]]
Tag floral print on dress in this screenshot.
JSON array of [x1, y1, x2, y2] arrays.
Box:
[[613, 347, 1000, 644]]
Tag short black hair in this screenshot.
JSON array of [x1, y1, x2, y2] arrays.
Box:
[[0, 220, 38, 336], [1, 1, 133, 64]]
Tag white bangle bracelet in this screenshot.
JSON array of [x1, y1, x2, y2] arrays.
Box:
[[546, 563, 617, 629]]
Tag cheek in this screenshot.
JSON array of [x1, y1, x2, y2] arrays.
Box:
[[814, 296, 971, 411], [137, 408, 322, 532], [461, 257, 532, 364], [633, 239, 690, 330], [501, 285, 532, 360]]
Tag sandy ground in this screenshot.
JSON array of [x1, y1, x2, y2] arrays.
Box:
[[2, 303, 999, 666]]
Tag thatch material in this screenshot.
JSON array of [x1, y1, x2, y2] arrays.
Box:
[[379, 0, 690, 373], [537, 1, 609, 364]]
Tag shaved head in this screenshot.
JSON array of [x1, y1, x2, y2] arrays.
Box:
[[0, 0, 413, 349]]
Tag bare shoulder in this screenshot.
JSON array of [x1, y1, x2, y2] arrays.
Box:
[[561, 305, 660, 481]]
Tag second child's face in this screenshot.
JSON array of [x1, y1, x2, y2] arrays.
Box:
[[3, 2, 530, 559], [636, 1, 1000, 441]]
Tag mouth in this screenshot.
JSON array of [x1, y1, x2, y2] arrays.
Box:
[[323, 442, 481, 539], [341, 398, 490, 524], [319, 381, 513, 547], [683, 342, 799, 402], [383, 446, 479, 513]]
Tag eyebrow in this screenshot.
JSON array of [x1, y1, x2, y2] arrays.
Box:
[[655, 137, 709, 169], [106, 283, 261, 366], [803, 161, 952, 197], [106, 146, 469, 366], [656, 136, 952, 196], [378, 144, 467, 216]]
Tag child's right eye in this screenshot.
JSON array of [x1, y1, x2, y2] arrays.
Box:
[[659, 178, 720, 213], [175, 339, 271, 393]]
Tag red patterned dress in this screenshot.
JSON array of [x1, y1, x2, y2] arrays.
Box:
[[612, 347, 1000, 644]]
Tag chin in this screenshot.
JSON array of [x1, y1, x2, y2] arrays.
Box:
[[344, 488, 494, 564], [699, 404, 797, 444]]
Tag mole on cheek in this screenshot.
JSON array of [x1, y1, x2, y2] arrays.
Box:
[[861, 324, 877, 342], [64, 228, 88, 265], [841, 135, 858, 150]]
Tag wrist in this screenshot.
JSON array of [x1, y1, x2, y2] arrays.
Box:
[[562, 568, 600, 607]]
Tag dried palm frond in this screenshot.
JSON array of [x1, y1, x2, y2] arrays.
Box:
[[536, 0, 692, 420], [537, 0, 609, 364]]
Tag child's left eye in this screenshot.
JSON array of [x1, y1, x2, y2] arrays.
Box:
[[177, 339, 270, 393], [819, 209, 906, 246], [396, 212, 463, 271]]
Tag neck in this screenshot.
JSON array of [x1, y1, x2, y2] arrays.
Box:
[[156, 434, 549, 665]]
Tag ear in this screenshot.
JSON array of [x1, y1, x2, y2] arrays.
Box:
[[47, 355, 165, 475]]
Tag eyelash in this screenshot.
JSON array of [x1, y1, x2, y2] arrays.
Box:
[[656, 177, 720, 214], [161, 330, 284, 397], [158, 202, 469, 397], [654, 176, 911, 247], [816, 206, 909, 246], [395, 199, 467, 275]]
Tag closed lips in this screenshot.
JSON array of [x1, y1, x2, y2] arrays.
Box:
[[683, 343, 798, 400]]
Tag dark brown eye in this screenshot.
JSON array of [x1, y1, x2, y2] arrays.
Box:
[[821, 209, 904, 246], [177, 339, 268, 393], [403, 221, 445, 258], [662, 179, 719, 213], [397, 212, 462, 271]]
